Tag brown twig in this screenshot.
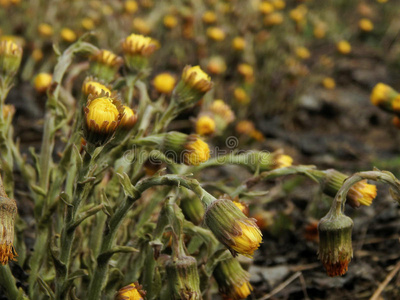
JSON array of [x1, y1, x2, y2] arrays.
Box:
[[370, 260, 400, 300], [257, 271, 302, 300]]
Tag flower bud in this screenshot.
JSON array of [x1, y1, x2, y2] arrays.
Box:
[[295, 47, 310, 60], [90, 49, 123, 82], [34, 72, 52, 93], [202, 11, 217, 24], [0, 40, 23, 77], [172, 65, 213, 109], [119, 105, 137, 131], [318, 212, 353, 277], [163, 132, 210, 166], [322, 77, 335, 90], [370, 83, 399, 112], [122, 33, 157, 72], [152, 72, 176, 94], [317, 169, 377, 208], [0, 176, 17, 265], [336, 40, 351, 55], [115, 282, 145, 300], [163, 15, 178, 29], [83, 95, 123, 146], [207, 27, 226, 41], [213, 257, 253, 300], [359, 18, 373, 32], [204, 198, 262, 257], [60, 28, 77, 43], [37, 23, 53, 37], [180, 195, 205, 225], [82, 78, 112, 98], [232, 37, 246, 51], [195, 115, 216, 136], [210, 100, 235, 132], [124, 0, 138, 14], [166, 255, 201, 300], [264, 12, 284, 26], [207, 56, 227, 75]]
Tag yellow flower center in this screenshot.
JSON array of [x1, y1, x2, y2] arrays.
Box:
[[153, 73, 176, 93], [184, 138, 210, 166]]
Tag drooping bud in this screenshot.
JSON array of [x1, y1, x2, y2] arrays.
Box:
[[318, 211, 353, 277], [180, 195, 205, 225]]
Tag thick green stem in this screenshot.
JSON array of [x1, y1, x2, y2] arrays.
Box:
[[0, 265, 29, 300]]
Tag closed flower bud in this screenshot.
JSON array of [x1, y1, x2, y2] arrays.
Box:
[[122, 33, 157, 72], [82, 78, 112, 97], [153, 72, 176, 94], [237, 64, 254, 82], [359, 18, 373, 32], [264, 12, 284, 26], [32, 48, 43, 62], [315, 169, 377, 208], [204, 198, 262, 257], [272, 0, 286, 10], [163, 132, 210, 166], [83, 95, 123, 146], [322, 77, 335, 90], [232, 37, 246, 51], [34, 72, 52, 93], [81, 18, 95, 31], [259, 1, 274, 14], [0, 175, 17, 265], [313, 23, 326, 39], [234, 88, 250, 105], [115, 282, 145, 300], [202, 11, 217, 24], [236, 120, 255, 135], [207, 56, 227, 75], [180, 195, 205, 225], [207, 27, 226, 41], [210, 100, 235, 124], [120, 105, 137, 130], [234, 151, 292, 172], [124, 0, 138, 14], [196, 115, 216, 136], [336, 40, 351, 55], [60, 28, 77, 43], [166, 255, 201, 300], [132, 18, 151, 35], [163, 15, 178, 29], [370, 83, 399, 111], [295, 47, 310, 60], [318, 211, 353, 277], [90, 49, 123, 82], [0, 40, 23, 77], [172, 65, 213, 108], [213, 257, 252, 300], [37, 23, 53, 37]]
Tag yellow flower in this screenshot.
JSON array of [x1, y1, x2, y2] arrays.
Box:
[[184, 137, 210, 166], [38, 23, 53, 37], [207, 27, 226, 41], [0, 40, 23, 75], [163, 15, 178, 29], [233, 200, 248, 216], [359, 18, 374, 32], [202, 11, 217, 24], [196, 116, 216, 136], [32, 48, 43, 62], [61, 28, 77, 43], [210, 100, 235, 123], [264, 12, 284, 26], [234, 88, 250, 105], [237, 63, 254, 80], [120, 105, 137, 130], [295, 47, 310, 60], [92, 49, 122, 67], [258, 1, 274, 14], [122, 33, 157, 56], [313, 23, 326, 39], [392, 96, 400, 112], [34, 73, 52, 93], [273, 153, 293, 169], [336, 40, 351, 55], [370, 83, 398, 106], [85, 97, 120, 132], [289, 6, 307, 22], [234, 281, 253, 299], [82, 80, 111, 97], [232, 37, 246, 51], [81, 18, 95, 30], [231, 221, 262, 257], [207, 56, 227, 75], [153, 73, 176, 94], [322, 77, 336, 90], [132, 18, 151, 34], [115, 283, 144, 300], [272, 0, 286, 10], [124, 0, 138, 14], [182, 65, 212, 93], [348, 180, 377, 207]]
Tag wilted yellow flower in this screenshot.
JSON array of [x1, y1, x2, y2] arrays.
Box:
[[295, 47, 310, 59], [264, 12, 284, 26], [132, 18, 151, 34], [232, 37, 246, 51], [115, 283, 144, 300], [163, 15, 178, 29], [81, 18, 95, 30], [184, 137, 210, 165], [32, 48, 43, 62], [207, 56, 227, 75], [231, 221, 262, 257], [34, 73, 52, 93], [124, 0, 138, 14], [336, 40, 351, 55], [348, 180, 377, 207], [38, 23, 53, 37], [202, 11, 217, 24], [122, 33, 157, 56], [82, 80, 111, 97], [259, 1, 274, 14], [153, 73, 176, 94], [60, 28, 77, 42], [322, 77, 336, 90], [359, 18, 374, 32], [234, 87, 250, 105], [182, 65, 212, 93], [196, 116, 216, 136], [207, 27, 226, 41]]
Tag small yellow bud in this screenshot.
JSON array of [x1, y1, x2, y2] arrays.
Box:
[[60, 28, 77, 43], [122, 33, 157, 56], [236, 120, 255, 135], [322, 77, 336, 90], [120, 105, 137, 130], [272, 153, 293, 169], [336, 40, 351, 55], [202, 11, 217, 24], [237, 63, 254, 81], [37, 23, 53, 37], [264, 12, 284, 26], [182, 65, 212, 93], [184, 137, 210, 166], [234, 87, 250, 105], [34, 73, 52, 93], [163, 15, 178, 29], [295, 46, 310, 60], [92, 49, 123, 68], [370, 83, 398, 107], [153, 72, 176, 94], [258, 1, 274, 14], [358, 18, 374, 32], [32, 48, 43, 62], [232, 37, 246, 51], [272, 0, 286, 10], [132, 18, 151, 34], [81, 18, 95, 30], [196, 115, 216, 136], [0, 40, 22, 76], [82, 80, 111, 97], [207, 56, 227, 75], [210, 100, 235, 123], [124, 0, 138, 14], [313, 23, 326, 39], [206, 27, 226, 41], [2, 104, 15, 120]]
